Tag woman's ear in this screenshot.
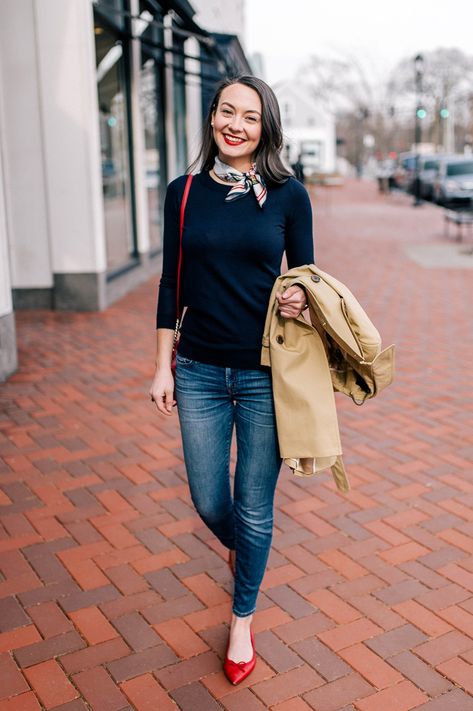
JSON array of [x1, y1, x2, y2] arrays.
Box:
[[210, 101, 219, 127]]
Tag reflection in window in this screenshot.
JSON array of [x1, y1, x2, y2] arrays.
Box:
[[95, 20, 136, 271], [92, 0, 125, 29], [173, 36, 188, 176], [138, 4, 167, 253], [140, 57, 166, 252]]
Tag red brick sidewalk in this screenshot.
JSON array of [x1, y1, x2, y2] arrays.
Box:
[[1, 180, 473, 710]]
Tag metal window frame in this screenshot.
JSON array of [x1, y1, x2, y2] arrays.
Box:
[[139, 5, 168, 256], [94, 0, 140, 277]]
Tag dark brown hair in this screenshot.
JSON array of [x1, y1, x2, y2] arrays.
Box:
[[188, 76, 292, 184]]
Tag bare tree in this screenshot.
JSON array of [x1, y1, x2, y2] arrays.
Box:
[[299, 47, 473, 169], [387, 48, 473, 151], [298, 52, 379, 171], [300, 53, 373, 113]]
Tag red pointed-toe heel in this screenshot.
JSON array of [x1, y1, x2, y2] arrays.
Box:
[[223, 630, 256, 685]]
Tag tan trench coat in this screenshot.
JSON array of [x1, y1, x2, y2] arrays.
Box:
[[261, 265, 395, 492]]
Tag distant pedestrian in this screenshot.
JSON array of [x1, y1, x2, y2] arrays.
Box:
[[376, 158, 393, 194], [292, 153, 305, 183], [149, 76, 313, 685]]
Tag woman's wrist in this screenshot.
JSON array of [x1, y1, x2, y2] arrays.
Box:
[[154, 359, 172, 374]]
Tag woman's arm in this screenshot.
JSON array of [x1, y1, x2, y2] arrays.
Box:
[[277, 180, 314, 318], [149, 328, 175, 415], [155, 179, 183, 331], [285, 179, 315, 267], [151, 177, 186, 415]]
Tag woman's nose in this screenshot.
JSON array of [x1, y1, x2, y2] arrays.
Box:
[[229, 115, 243, 132]]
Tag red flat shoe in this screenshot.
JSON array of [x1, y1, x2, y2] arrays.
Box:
[[223, 630, 256, 685]]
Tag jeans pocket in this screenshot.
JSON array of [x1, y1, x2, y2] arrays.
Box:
[[176, 353, 194, 366]]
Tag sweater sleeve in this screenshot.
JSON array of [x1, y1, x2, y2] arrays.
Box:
[[155, 176, 186, 329], [284, 178, 315, 268]]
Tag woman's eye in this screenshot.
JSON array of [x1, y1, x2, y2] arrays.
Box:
[[222, 109, 232, 116], [246, 116, 258, 123]]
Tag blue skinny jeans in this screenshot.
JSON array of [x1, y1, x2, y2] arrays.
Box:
[[175, 354, 282, 617]]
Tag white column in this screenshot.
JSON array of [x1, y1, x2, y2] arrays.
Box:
[[0, 53, 17, 379], [129, 0, 150, 255], [0, 0, 107, 310], [34, 0, 106, 277], [0, 0, 53, 295], [185, 37, 203, 168]]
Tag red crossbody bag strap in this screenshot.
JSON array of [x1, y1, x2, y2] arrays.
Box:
[[176, 173, 193, 320]]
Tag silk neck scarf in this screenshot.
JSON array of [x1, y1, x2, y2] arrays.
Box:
[[213, 157, 267, 208]]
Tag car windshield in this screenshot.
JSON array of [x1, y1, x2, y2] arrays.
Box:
[[447, 162, 473, 176], [403, 158, 416, 170], [423, 160, 438, 170]]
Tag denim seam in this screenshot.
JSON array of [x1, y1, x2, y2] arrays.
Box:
[[232, 605, 256, 618], [223, 403, 235, 549]]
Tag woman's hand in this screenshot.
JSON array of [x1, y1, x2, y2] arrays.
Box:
[[276, 285, 307, 318], [149, 368, 175, 415]]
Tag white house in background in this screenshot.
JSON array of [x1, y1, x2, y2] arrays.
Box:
[[273, 80, 336, 176], [191, 0, 245, 37]]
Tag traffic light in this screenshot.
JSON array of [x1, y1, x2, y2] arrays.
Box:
[[416, 107, 427, 120], [440, 108, 449, 119]]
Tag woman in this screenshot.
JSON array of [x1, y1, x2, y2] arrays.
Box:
[[149, 75, 314, 684]]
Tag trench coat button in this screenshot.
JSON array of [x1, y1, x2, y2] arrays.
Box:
[[311, 275, 321, 282], [276, 335, 284, 344]]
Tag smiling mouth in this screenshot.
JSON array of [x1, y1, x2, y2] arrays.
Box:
[[223, 134, 246, 146]]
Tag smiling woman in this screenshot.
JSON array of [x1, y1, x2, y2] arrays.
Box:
[[149, 75, 315, 685], [210, 84, 263, 172]]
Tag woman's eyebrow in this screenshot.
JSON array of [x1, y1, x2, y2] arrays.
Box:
[[220, 101, 261, 116]]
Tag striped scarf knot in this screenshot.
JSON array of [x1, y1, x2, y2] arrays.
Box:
[[213, 157, 267, 208]]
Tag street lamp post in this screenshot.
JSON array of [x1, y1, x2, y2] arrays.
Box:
[[413, 53, 424, 206]]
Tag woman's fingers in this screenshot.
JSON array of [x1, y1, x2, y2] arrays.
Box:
[[150, 385, 175, 416], [155, 395, 173, 415], [276, 292, 303, 306], [164, 388, 175, 413], [276, 286, 306, 315], [279, 310, 300, 318], [278, 289, 305, 318]]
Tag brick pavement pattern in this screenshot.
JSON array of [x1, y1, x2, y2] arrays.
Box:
[[1, 180, 473, 710]]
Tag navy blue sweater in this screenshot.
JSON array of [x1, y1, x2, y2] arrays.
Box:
[[156, 171, 314, 369]]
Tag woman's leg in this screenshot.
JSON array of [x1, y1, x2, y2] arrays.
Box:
[[232, 367, 282, 617], [175, 356, 235, 549], [224, 367, 281, 664]]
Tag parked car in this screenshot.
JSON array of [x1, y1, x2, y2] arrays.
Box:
[[433, 156, 473, 206], [418, 155, 442, 200], [393, 151, 417, 191]]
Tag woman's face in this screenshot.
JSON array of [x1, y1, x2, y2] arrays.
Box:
[[212, 83, 262, 169]]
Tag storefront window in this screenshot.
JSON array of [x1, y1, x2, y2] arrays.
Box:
[[92, 0, 125, 30], [94, 15, 136, 271], [138, 4, 167, 253], [173, 35, 188, 176]]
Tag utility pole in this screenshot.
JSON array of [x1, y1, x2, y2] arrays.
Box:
[[443, 102, 454, 153], [413, 54, 424, 207]]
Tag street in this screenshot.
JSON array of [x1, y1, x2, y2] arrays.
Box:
[[1, 179, 473, 710]]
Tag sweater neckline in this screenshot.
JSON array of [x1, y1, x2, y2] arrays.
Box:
[[200, 170, 233, 193]]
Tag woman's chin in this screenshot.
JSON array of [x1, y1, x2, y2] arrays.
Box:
[[218, 149, 253, 168]]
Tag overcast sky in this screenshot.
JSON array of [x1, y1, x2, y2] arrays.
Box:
[[245, 0, 473, 84]]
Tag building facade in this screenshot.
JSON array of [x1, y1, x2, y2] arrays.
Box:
[[0, 0, 250, 380], [274, 81, 336, 177]]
